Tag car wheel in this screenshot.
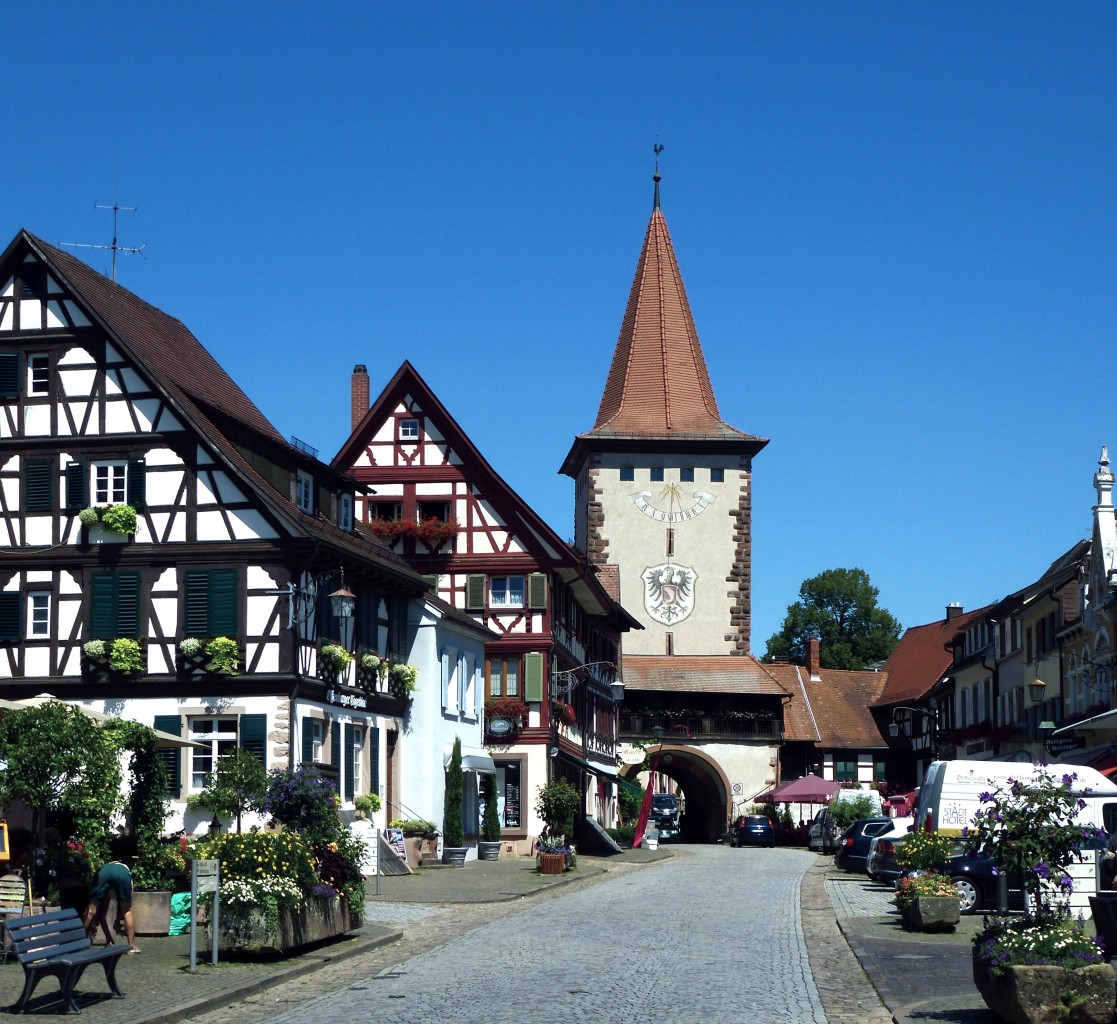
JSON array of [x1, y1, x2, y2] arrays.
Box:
[[951, 875, 982, 914]]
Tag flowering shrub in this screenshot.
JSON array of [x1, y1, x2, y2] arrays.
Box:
[[218, 875, 304, 911], [200, 828, 318, 894], [551, 701, 576, 727], [360, 652, 386, 674], [319, 644, 352, 672], [260, 767, 340, 844], [389, 662, 418, 693], [389, 818, 438, 837], [974, 913, 1105, 977], [179, 637, 203, 657], [536, 835, 569, 854], [204, 636, 240, 675], [83, 639, 107, 661], [368, 517, 459, 546], [895, 831, 954, 873], [964, 764, 1102, 917], [80, 504, 138, 535], [485, 697, 529, 725], [894, 872, 957, 910]]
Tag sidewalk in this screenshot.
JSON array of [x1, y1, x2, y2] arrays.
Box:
[[0, 849, 671, 1022]]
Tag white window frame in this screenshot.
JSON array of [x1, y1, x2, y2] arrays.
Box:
[[350, 725, 364, 795], [188, 716, 239, 791], [28, 355, 49, 396], [92, 461, 127, 505], [309, 718, 326, 762], [28, 592, 49, 637], [339, 494, 353, 532], [296, 471, 314, 513], [489, 576, 525, 609], [399, 418, 420, 441]]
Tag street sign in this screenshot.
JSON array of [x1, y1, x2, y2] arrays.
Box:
[[193, 859, 220, 894]]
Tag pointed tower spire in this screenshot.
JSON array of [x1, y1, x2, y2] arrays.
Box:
[[653, 142, 663, 211]]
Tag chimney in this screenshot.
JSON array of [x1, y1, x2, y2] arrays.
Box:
[[351, 364, 369, 432], [807, 635, 821, 681], [945, 602, 964, 621]]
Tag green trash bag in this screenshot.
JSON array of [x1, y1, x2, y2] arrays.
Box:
[[168, 891, 192, 936]]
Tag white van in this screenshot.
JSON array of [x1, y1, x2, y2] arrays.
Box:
[[810, 788, 885, 853]]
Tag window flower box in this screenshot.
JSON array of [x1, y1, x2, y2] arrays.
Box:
[[79, 504, 139, 544], [368, 517, 459, 547], [82, 637, 146, 679]]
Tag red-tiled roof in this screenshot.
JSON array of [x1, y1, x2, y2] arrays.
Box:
[[620, 655, 790, 696], [764, 663, 890, 748], [875, 605, 995, 707]]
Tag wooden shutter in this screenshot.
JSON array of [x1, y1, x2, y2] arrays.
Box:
[[344, 724, 355, 801], [527, 573, 548, 610], [65, 461, 87, 511], [209, 570, 238, 635], [390, 602, 407, 661], [302, 719, 315, 764], [369, 725, 380, 795], [0, 353, 20, 399], [441, 649, 450, 711], [89, 573, 117, 638], [153, 715, 182, 798], [183, 573, 209, 636], [0, 593, 22, 642], [240, 714, 266, 768], [465, 574, 485, 611], [126, 459, 146, 509], [24, 460, 52, 511], [115, 573, 140, 635], [524, 652, 545, 702], [331, 721, 341, 771]]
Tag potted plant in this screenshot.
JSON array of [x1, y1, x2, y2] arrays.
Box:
[[353, 793, 381, 821], [535, 834, 569, 874], [79, 503, 139, 541], [894, 872, 960, 931], [478, 774, 501, 861], [204, 636, 240, 675], [388, 662, 419, 695], [551, 700, 576, 727], [389, 818, 439, 867], [441, 737, 468, 867], [84, 637, 145, 675], [534, 776, 579, 869], [319, 643, 353, 675], [969, 765, 1115, 1023]]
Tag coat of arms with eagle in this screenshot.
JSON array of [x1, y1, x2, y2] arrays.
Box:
[[641, 563, 697, 624]]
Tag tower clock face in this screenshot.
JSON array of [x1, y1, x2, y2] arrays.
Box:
[[628, 483, 715, 523]]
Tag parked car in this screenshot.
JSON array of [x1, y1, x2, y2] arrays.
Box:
[[656, 820, 683, 844], [731, 814, 775, 848], [865, 817, 914, 882], [905, 847, 1026, 914], [651, 793, 679, 824], [808, 808, 840, 854], [834, 817, 893, 873]]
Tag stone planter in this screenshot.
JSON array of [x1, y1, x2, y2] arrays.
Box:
[[404, 837, 424, 869], [539, 852, 565, 875], [208, 895, 355, 957], [900, 896, 960, 932], [441, 846, 468, 868], [477, 841, 501, 861], [106, 890, 171, 937], [973, 948, 1115, 1024]]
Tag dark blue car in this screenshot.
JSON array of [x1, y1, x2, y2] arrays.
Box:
[[731, 814, 775, 848]]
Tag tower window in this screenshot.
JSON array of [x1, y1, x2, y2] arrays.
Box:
[[680, 467, 694, 483], [620, 465, 635, 482], [710, 468, 724, 483], [650, 467, 664, 482]]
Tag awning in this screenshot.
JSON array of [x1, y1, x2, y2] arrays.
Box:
[[1092, 751, 1117, 778], [555, 749, 619, 782], [617, 777, 642, 796], [1053, 709, 1117, 735], [444, 746, 496, 774]]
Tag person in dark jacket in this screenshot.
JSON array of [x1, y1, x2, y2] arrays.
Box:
[[82, 837, 139, 952]]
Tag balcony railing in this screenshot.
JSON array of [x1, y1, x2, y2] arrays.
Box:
[[620, 714, 782, 740]]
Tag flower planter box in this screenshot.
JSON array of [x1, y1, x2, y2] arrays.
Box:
[[207, 895, 356, 957], [103, 890, 171, 937], [900, 896, 959, 932], [538, 852, 565, 875], [973, 948, 1115, 1024], [477, 841, 501, 861]]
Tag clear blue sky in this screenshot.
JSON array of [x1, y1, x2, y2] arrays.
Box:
[[7, 3, 1117, 656]]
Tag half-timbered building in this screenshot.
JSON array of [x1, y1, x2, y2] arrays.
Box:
[[0, 229, 471, 835], [335, 362, 640, 850]]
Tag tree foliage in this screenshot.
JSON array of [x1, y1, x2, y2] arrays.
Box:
[[763, 567, 901, 670], [442, 737, 465, 847], [187, 747, 266, 832]]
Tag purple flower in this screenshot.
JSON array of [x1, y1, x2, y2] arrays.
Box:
[[1034, 861, 1050, 879]]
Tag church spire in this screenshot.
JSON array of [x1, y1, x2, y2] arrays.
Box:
[[653, 142, 663, 211]]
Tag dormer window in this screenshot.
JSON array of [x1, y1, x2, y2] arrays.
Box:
[[296, 471, 314, 513], [399, 418, 420, 441], [339, 494, 353, 532]]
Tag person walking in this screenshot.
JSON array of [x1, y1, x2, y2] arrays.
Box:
[[82, 839, 140, 953]]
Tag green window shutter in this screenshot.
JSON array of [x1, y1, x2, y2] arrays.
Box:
[[240, 714, 266, 768], [302, 720, 315, 764], [369, 726, 380, 796], [524, 652, 545, 702], [209, 570, 238, 636], [183, 572, 209, 635], [115, 573, 140, 635], [89, 573, 117, 639], [527, 573, 548, 610], [344, 724, 355, 802], [0, 353, 20, 399], [65, 462, 87, 512], [465, 575, 485, 611], [331, 722, 341, 770], [0, 593, 22, 642], [126, 459, 146, 509], [24, 460, 52, 511], [390, 602, 407, 661], [153, 715, 182, 798]]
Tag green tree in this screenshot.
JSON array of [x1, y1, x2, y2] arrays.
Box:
[[762, 567, 901, 670], [187, 746, 267, 832], [442, 737, 465, 848]]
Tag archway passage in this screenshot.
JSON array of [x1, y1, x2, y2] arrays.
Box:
[[621, 745, 732, 843]]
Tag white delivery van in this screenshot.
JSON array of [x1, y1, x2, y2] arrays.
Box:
[[911, 759, 1117, 919]]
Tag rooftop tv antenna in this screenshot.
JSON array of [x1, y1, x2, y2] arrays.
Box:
[[59, 203, 146, 282]]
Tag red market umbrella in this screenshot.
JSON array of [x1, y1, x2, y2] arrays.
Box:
[[767, 774, 841, 804]]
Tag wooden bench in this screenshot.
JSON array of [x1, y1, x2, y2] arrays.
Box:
[[0, 873, 31, 965], [6, 907, 128, 1014]]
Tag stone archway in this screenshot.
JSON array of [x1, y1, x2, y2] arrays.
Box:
[[621, 744, 733, 843]]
